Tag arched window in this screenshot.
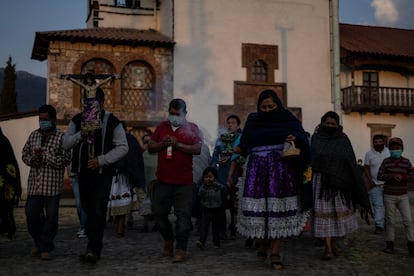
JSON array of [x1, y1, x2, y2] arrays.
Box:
[[121, 61, 155, 111], [81, 59, 115, 108], [252, 59, 268, 82]]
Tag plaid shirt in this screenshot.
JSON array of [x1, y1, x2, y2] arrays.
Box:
[[22, 128, 71, 196]]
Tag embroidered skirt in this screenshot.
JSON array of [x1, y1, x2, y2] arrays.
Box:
[[237, 144, 309, 239], [107, 173, 138, 216], [312, 173, 358, 237]]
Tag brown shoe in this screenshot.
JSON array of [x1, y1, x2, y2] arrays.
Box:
[[31, 247, 40, 257], [173, 249, 186, 262], [163, 240, 174, 257], [40, 252, 51, 261]]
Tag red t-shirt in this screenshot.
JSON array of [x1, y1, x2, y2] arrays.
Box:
[[151, 120, 201, 185]]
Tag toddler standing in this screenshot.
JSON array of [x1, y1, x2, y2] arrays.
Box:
[[196, 167, 227, 249]]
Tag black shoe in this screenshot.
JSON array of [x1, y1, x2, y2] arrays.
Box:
[[196, 240, 204, 250], [245, 238, 254, 248], [384, 241, 394, 254], [151, 224, 159, 232], [314, 238, 324, 247], [374, 227, 384, 234], [80, 250, 99, 264]]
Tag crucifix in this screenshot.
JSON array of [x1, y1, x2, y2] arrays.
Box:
[[60, 72, 119, 158]]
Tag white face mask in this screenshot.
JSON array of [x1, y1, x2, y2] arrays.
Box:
[[168, 115, 184, 127]]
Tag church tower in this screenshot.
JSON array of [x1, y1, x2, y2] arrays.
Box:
[[86, 0, 174, 38]]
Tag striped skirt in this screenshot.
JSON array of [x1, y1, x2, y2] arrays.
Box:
[[312, 173, 358, 237]]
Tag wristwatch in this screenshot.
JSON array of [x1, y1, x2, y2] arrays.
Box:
[[177, 143, 183, 148]]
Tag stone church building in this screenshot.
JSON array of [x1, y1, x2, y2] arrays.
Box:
[[32, 0, 338, 145]]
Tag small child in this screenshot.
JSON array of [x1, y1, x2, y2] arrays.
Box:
[[377, 137, 414, 257], [196, 167, 227, 249]]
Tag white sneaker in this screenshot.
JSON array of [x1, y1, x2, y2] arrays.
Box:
[[77, 228, 87, 238]]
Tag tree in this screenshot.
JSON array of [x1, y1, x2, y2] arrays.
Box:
[[0, 57, 17, 115]]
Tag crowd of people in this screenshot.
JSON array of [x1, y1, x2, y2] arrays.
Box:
[[1, 88, 414, 270]]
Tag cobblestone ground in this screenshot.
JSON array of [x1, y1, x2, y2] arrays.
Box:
[[1, 201, 414, 275]]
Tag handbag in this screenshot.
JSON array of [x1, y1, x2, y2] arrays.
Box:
[[282, 141, 301, 158]]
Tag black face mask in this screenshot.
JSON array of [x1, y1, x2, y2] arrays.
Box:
[[322, 126, 338, 134]]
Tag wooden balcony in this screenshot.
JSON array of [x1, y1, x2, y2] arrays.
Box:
[[341, 85, 414, 114]]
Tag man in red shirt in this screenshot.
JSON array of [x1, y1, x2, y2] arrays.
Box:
[[148, 98, 201, 262]]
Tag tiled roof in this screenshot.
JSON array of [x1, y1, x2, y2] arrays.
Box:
[[32, 27, 175, 61], [340, 23, 414, 58]]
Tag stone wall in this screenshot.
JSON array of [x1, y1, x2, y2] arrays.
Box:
[[47, 40, 173, 126]]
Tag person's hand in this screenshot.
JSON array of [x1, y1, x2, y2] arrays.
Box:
[[80, 130, 89, 140], [369, 181, 376, 190], [162, 135, 177, 147], [87, 158, 100, 170], [227, 177, 233, 187], [286, 134, 296, 142], [233, 146, 241, 154], [31, 154, 43, 167]]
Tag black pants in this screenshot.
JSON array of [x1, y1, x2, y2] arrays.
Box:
[[228, 186, 238, 236], [78, 172, 113, 256], [221, 186, 238, 237], [199, 207, 223, 246]]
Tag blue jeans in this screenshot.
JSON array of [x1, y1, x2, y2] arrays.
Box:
[[25, 195, 60, 253], [369, 186, 385, 229], [72, 176, 87, 229], [152, 181, 193, 251], [78, 172, 113, 256]]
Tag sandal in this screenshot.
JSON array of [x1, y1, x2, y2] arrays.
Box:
[[321, 251, 333, 260], [332, 247, 342, 257], [270, 254, 283, 270], [257, 250, 267, 262]]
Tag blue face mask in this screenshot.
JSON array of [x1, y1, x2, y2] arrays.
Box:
[[390, 150, 403, 159], [39, 120, 53, 131], [168, 115, 183, 127]]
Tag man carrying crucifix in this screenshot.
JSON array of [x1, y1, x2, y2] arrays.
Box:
[[63, 87, 128, 264]]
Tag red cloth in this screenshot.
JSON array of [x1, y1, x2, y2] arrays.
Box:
[[152, 121, 201, 185]]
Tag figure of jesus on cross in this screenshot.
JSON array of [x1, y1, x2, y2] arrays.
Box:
[[61, 71, 118, 157]]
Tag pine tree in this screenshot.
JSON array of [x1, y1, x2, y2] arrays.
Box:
[[0, 56, 18, 115]]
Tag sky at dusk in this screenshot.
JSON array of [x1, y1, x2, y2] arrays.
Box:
[[1, 0, 414, 78]]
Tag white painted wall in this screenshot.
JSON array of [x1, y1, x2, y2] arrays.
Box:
[[86, 0, 333, 147], [0, 116, 39, 199], [343, 113, 414, 164], [172, 0, 333, 146], [341, 68, 414, 164], [342, 70, 411, 88]]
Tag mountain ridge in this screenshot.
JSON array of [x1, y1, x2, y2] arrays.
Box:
[[0, 68, 47, 112]]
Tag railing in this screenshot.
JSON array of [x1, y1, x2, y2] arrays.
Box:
[[115, 0, 140, 8], [341, 85, 414, 114]]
